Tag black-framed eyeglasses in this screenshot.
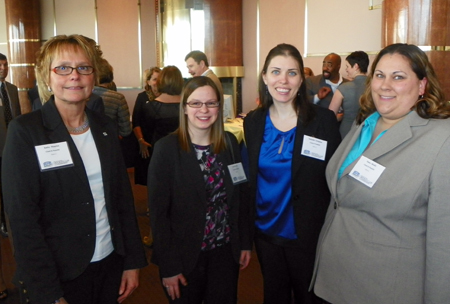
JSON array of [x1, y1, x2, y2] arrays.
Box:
[[186, 101, 220, 108], [52, 66, 94, 75]]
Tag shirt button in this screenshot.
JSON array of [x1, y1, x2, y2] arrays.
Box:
[[334, 202, 337, 209]]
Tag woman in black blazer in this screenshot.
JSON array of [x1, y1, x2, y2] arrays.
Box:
[[148, 77, 251, 304], [2, 35, 147, 304], [243, 44, 341, 304]]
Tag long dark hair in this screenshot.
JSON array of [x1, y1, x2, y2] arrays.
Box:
[[258, 43, 316, 125]]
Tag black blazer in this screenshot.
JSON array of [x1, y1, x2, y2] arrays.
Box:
[[148, 133, 251, 278], [2, 98, 147, 303], [243, 106, 341, 251]]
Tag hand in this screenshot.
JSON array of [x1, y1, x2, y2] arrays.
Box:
[[162, 273, 188, 300], [139, 140, 152, 159], [239, 250, 251, 270], [118, 269, 140, 303], [318, 87, 332, 99], [59, 298, 69, 304]]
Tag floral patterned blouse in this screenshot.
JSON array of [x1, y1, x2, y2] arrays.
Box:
[[193, 144, 230, 251]]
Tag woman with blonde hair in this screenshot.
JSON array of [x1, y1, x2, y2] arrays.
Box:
[[2, 34, 147, 304]]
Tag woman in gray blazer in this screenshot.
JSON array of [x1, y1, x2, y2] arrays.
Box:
[[312, 43, 450, 304]]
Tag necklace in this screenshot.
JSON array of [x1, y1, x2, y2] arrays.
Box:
[[66, 113, 89, 134], [194, 144, 211, 172]]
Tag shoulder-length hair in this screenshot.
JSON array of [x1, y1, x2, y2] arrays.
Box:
[[157, 66, 184, 95], [258, 43, 316, 125], [35, 34, 100, 104], [176, 77, 226, 154], [144, 66, 161, 91], [357, 43, 450, 124]]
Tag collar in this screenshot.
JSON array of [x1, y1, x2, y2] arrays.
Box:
[[201, 69, 211, 76], [325, 75, 343, 91]]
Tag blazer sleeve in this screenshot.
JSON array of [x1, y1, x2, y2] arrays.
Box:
[[147, 137, 184, 277], [2, 119, 64, 303], [226, 132, 252, 251], [424, 134, 450, 303]]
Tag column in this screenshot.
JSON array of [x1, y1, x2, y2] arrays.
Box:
[[383, 0, 450, 100], [4, 0, 41, 113]]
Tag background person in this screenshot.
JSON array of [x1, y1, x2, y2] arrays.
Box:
[[305, 53, 348, 108], [143, 67, 162, 102], [328, 51, 369, 138], [244, 44, 340, 304], [132, 66, 182, 186], [313, 43, 450, 304], [148, 77, 251, 304], [2, 34, 147, 304]]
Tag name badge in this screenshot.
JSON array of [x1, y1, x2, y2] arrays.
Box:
[[349, 155, 385, 188], [0, 97, 2, 106], [35, 141, 74, 171], [301, 135, 327, 161], [227, 162, 247, 185]]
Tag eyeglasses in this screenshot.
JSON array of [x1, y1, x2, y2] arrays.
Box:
[[52, 66, 94, 75], [186, 101, 220, 108]]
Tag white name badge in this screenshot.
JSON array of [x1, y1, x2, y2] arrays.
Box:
[[301, 135, 327, 161], [35, 141, 74, 171], [227, 162, 248, 185], [349, 155, 385, 188]]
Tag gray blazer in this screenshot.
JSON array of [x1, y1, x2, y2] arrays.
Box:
[[312, 111, 450, 304], [0, 81, 21, 156]]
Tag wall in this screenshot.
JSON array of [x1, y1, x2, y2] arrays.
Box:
[[241, 0, 382, 113], [0, 0, 381, 114], [0, 0, 158, 113]]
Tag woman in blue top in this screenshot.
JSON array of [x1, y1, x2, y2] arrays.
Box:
[[243, 44, 341, 304]]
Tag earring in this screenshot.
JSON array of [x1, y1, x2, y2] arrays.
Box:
[[47, 86, 52, 92], [265, 85, 269, 95], [419, 94, 424, 100]]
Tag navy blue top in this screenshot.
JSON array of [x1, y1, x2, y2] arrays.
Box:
[[256, 113, 297, 239]]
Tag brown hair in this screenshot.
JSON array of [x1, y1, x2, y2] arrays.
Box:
[[176, 77, 226, 153], [357, 43, 450, 124], [259, 43, 316, 125], [144, 66, 161, 92], [35, 34, 100, 103], [157, 66, 184, 95]]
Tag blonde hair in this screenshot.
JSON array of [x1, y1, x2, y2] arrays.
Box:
[[35, 34, 100, 103]]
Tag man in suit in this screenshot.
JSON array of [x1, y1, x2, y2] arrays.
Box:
[[306, 53, 348, 108], [185, 50, 224, 98], [0, 53, 21, 237]]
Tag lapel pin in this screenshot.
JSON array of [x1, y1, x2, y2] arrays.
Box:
[[103, 132, 108, 136]]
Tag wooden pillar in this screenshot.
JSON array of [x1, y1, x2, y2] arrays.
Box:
[[383, 0, 450, 100], [4, 0, 41, 113], [203, 0, 244, 114]]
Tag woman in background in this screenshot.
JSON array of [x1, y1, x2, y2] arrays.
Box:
[[244, 44, 340, 304], [2, 34, 146, 304], [313, 43, 450, 304], [148, 77, 251, 304], [328, 51, 369, 138], [144, 66, 162, 101], [132, 66, 182, 186]]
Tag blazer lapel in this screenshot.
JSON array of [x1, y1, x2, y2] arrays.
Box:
[[41, 98, 89, 187]]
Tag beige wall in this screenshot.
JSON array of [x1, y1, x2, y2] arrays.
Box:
[[0, 0, 381, 114]]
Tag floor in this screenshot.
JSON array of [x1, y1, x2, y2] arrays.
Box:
[[0, 169, 264, 304]]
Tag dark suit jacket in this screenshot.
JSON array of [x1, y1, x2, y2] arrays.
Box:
[[2, 97, 147, 303], [0, 81, 21, 156], [305, 75, 348, 108], [148, 133, 251, 278], [243, 106, 341, 251]]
